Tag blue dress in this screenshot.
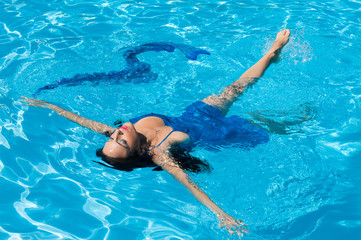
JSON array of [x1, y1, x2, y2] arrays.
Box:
[[130, 101, 269, 151]]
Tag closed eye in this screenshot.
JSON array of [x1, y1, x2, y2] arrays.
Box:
[[118, 139, 128, 146], [108, 137, 129, 149]]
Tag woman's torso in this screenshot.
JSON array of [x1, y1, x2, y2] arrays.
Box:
[[132, 116, 190, 150]]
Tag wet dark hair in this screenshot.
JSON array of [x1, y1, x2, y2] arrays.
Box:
[[95, 147, 212, 173]]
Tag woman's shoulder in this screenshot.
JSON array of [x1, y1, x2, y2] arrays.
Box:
[[168, 130, 190, 145], [151, 128, 190, 152]]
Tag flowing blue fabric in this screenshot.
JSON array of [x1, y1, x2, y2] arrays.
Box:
[[33, 42, 210, 96]]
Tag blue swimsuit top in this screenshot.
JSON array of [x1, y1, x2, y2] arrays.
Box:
[[129, 101, 269, 151], [148, 129, 175, 151]]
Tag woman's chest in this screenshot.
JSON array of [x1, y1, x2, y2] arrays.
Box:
[[136, 116, 190, 146]]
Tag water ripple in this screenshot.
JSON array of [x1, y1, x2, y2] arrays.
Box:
[[1, 0, 361, 239]]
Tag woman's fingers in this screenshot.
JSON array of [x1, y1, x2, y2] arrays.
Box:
[[20, 96, 46, 104], [218, 221, 225, 228], [236, 229, 244, 239], [19, 96, 50, 108], [21, 103, 43, 107], [19, 96, 34, 103], [235, 219, 249, 234], [228, 228, 235, 235], [236, 219, 245, 225], [219, 218, 248, 239], [218, 215, 248, 238], [20, 96, 40, 104]]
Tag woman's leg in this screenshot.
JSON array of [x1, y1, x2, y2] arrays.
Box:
[[247, 102, 317, 134], [202, 29, 290, 116]]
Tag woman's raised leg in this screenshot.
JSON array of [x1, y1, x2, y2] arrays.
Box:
[[202, 29, 290, 116]]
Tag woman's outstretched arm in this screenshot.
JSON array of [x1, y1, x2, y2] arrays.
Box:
[[151, 147, 248, 238], [20, 97, 115, 136]]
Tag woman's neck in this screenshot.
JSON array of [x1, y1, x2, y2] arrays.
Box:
[[135, 126, 158, 149]]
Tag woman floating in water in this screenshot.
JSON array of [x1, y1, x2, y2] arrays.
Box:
[[21, 29, 291, 238]]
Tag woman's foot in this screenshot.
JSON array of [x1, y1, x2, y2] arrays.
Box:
[[269, 29, 291, 59]]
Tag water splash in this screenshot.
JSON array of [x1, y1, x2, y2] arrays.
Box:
[[263, 27, 313, 65], [286, 28, 313, 64]]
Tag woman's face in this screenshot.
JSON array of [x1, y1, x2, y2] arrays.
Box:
[[102, 123, 140, 159]]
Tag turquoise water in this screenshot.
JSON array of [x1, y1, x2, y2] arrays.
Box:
[[1, 0, 361, 239]]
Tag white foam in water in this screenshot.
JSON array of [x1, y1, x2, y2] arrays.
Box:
[[287, 27, 313, 64], [0, 79, 9, 95]]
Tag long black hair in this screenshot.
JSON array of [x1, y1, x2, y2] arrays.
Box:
[[94, 120, 212, 173], [95, 147, 211, 173]]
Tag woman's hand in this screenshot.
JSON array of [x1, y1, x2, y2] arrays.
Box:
[[20, 96, 56, 110], [218, 213, 248, 239]]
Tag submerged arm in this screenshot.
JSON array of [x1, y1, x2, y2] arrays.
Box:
[[151, 148, 248, 238], [20, 97, 115, 136]]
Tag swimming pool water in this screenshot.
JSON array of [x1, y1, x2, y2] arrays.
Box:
[[1, 0, 361, 239]]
